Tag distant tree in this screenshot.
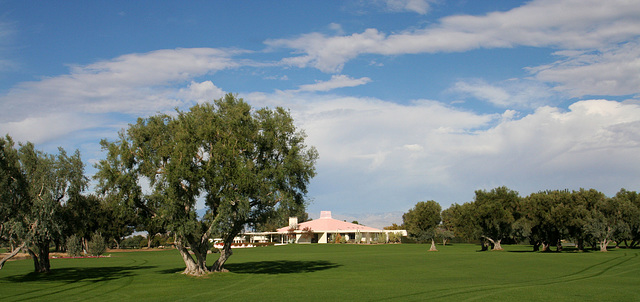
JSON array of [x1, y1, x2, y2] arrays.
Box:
[[585, 191, 629, 252], [95, 94, 317, 275], [517, 190, 572, 252], [610, 189, 640, 248], [87, 232, 107, 256], [473, 186, 520, 251], [442, 203, 480, 243], [66, 234, 83, 257], [0, 139, 87, 272], [564, 189, 600, 251], [403, 201, 441, 251], [436, 226, 454, 246], [383, 223, 404, 230], [0, 136, 27, 268]]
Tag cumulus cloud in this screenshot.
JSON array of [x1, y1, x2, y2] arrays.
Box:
[[0, 48, 242, 144], [244, 91, 640, 211], [296, 75, 372, 92], [0, 112, 102, 145], [267, 0, 640, 73], [178, 81, 226, 103], [529, 42, 640, 97]]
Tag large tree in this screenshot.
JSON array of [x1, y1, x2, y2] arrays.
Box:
[[473, 186, 520, 251], [516, 190, 573, 252], [403, 200, 442, 251], [0, 138, 87, 272], [95, 94, 317, 275]]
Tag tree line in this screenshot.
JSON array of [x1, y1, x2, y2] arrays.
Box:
[[1, 94, 318, 275], [402, 186, 640, 252]]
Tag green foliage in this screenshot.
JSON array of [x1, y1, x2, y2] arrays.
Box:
[[94, 94, 318, 273], [121, 235, 146, 249], [387, 232, 401, 243], [473, 186, 520, 248], [87, 233, 107, 256], [375, 232, 387, 244], [65, 235, 83, 257], [403, 200, 441, 243], [0, 135, 87, 272]]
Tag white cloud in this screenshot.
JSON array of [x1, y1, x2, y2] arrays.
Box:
[[296, 75, 372, 92], [529, 42, 640, 97], [0, 112, 101, 145], [268, 0, 640, 73], [0, 48, 242, 144], [382, 0, 433, 15], [178, 81, 226, 103], [244, 91, 640, 211], [453, 79, 561, 108]]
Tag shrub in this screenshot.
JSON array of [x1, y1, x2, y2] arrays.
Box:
[[121, 235, 145, 249], [388, 232, 401, 243], [88, 232, 107, 256], [66, 235, 83, 257]]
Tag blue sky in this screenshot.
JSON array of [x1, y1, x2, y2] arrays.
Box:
[[2, 0, 640, 227]]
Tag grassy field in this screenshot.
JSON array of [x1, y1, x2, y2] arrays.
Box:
[[1, 244, 639, 301]]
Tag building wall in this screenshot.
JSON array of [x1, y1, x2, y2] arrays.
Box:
[[318, 232, 328, 243]]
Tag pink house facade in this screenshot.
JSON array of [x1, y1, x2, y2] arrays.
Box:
[[244, 211, 406, 244]]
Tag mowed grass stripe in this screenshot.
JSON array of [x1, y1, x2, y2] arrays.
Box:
[[1, 244, 639, 301]]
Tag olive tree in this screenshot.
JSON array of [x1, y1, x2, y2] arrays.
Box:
[[95, 94, 317, 275], [403, 200, 441, 251], [0, 138, 87, 272], [473, 186, 520, 251]]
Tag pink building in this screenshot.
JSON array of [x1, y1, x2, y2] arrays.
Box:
[[275, 211, 384, 243], [242, 211, 406, 244]]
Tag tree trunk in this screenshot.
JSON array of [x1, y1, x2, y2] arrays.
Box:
[[556, 239, 563, 252], [212, 243, 232, 272], [493, 239, 503, 251], [175, 240, 209, 276], [147, 234, 152, 249], [429, 239, 438, 251], [484, 237, 503, 251], [113, 238, 120, 249], [532, 241, 540, 252], [36, 242, 51, 273], [0, 242, 26, 270], [577, 238, 585, 252], [27, 248, 42, 272], [600, 239, 609, 252], [541, 242, 551, 252]]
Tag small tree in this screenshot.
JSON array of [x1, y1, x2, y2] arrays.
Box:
[[403, 200, 442, 251], [436, 227, 454, 246], [66, 235, 83, 257], [88, 232, 107, 256], [355, 231, 363, 244], [301, 226, 314, 241], [387, 232, 401, 243]]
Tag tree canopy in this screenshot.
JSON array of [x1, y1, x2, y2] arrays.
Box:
[[403, 200, 441, 251], [94, 94, 318, 275], [0, 136, 87, 272]]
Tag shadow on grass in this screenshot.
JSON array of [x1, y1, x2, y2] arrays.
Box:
[[225, 260, 341, 275], [3, 265, 156, 283]]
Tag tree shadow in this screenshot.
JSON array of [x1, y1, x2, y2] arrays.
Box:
[[224, 260, 341, 275], [3, 265, 156, 283]]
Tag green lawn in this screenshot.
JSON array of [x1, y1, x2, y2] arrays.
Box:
[[1, 244, 639, 301]]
